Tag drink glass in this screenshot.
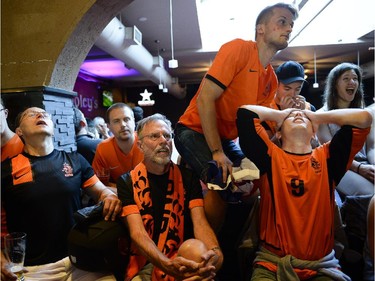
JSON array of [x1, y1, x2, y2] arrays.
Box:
[[96, 168, 110, 185], [4, 232, 27, 281]]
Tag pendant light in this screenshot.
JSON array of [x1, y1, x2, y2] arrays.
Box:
[[168, 0, 178, 68], [154, 40, 164, 89], [163, 80, 168, 93], [158, 70, 164, 90], [313, 50, 319, 88]]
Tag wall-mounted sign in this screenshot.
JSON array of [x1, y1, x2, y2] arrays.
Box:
[[74, 94, 99, 112]]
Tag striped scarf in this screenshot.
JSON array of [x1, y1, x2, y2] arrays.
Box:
[[126, 162, 185, 281]]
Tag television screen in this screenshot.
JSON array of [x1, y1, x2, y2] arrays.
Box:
[[102, 90, 113, 107]]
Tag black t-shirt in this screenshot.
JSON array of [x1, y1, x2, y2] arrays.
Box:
[[148, 172, 168, 243], [1, 150, 95, 265], [117, 165, 203, 244]]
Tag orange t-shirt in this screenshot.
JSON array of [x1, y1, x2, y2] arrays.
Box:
[[92, 135, 144, 185], [179, 39, 277, 140], [1, 134, 24, 162], [237, 108, 370, 279]]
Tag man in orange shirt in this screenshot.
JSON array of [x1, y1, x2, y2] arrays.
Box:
[[1, 97, 23, 162], [174, 3, 299, 232], [92, 103, 144, 190], [237, 105, 371, 280], [263, 61, 318, 145], [272, 61, 314, 111]]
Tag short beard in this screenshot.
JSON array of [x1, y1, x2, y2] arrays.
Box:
[[152, 155, 171, 165], [118, 133, 131, 142], [277, 41, 288, 51]]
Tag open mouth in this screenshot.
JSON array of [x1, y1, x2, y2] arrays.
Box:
[[36, 120, 47, 126], [346, 88, 355, 95]]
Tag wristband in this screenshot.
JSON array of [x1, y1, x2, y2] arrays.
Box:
[[211, 149, 223, 154], [357, 163, 363, 174]]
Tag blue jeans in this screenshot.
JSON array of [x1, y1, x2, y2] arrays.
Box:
[[174, 123, 245, 182]]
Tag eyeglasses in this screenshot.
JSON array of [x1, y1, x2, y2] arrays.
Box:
[[21, 111, 51, 121], [140, 132, 174, 141]]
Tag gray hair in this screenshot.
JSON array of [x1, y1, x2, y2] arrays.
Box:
[[136, 113, 172, 137]]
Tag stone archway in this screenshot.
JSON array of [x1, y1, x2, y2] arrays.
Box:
[[1, 0, 133, 150], [2, 0, 133, 91]]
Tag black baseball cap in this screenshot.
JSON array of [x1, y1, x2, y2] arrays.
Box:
[[276, 61, 306, 84]]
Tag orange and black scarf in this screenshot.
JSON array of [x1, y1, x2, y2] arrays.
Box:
[[126, 162, 185, 281]]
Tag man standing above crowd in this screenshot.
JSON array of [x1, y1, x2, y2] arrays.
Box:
[[174, 2, 299, 232], [1, 107, 121, 280], [92, 103, 144, 188], [117, 114, 223, 281]]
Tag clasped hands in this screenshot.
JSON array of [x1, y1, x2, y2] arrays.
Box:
[[172, 249, 220, 281]]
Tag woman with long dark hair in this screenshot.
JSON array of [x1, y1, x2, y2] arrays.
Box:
[[317, 62, 373, 196]]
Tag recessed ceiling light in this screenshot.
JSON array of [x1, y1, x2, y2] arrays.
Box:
[[138, 17, 147, 22]]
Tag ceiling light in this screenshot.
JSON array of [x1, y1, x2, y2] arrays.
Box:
[[138, 16, 147, 22], [168, 0, 178, 68], [313, 50, 319, 88], [158, 69, 163, 90], [163, 81, 168, 93]]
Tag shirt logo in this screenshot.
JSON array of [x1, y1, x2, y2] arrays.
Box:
[[11, 156, 33, 185], [62, 162, 73, 177], [249, 69, 257, 72], [14, 173, 27, 180], [311, 157, 321, 173]]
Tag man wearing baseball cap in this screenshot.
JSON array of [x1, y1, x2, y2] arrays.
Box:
[[264, 61, 316, 137], [274, 61, 315, 111]]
